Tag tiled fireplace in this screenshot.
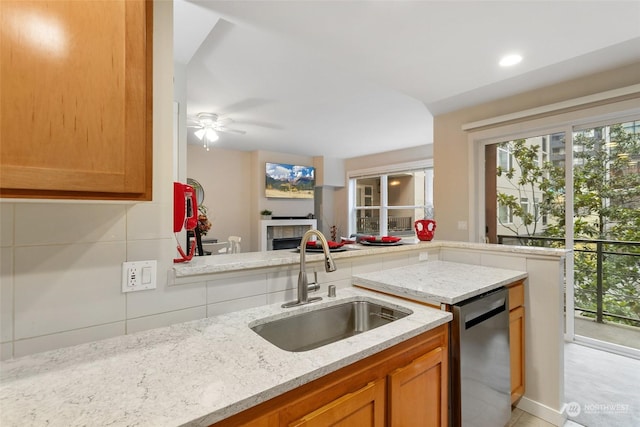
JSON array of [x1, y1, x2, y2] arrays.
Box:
[[259, 218, 317, 251]]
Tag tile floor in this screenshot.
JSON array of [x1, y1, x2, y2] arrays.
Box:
[[564, 342, 640, 427], [510, 342, 640, 427]]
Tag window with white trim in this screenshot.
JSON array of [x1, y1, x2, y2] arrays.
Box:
[[349, 162, 433, 237]]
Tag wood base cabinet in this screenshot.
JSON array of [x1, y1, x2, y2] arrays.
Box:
[[508, 280, 526, 403], [211, 324, 449, 427], [389, 346, 446, 426], [290, 380, 386, 427]]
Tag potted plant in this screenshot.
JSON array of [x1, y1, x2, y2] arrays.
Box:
[[260, 209, 272, 220]]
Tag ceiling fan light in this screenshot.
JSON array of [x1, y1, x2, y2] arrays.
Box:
[[205, 127, 219, 142], [194, 128, 205, 140]]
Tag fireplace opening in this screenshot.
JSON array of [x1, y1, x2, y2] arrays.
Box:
[[272, 237, 302, 250]]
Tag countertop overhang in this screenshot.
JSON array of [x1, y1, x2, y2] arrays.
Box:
[[353, 260, 528, 305]]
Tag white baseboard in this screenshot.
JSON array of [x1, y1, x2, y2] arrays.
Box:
[[516, 397, 567, 426]]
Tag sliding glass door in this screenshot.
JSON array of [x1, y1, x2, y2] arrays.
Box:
[[571, 119, 640, 352], [486, 117, 640, 355]]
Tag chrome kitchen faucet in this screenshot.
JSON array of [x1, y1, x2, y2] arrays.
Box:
[[282, 229, 336, 308]]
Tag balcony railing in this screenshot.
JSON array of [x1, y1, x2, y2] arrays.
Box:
[[498, 235, 640, 327], [357, 216, 413, 234]]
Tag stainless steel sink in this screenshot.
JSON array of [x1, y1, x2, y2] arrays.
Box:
[[250, 299, 412, 352]]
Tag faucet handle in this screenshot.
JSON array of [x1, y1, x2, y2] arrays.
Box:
[[305, 271, 320, 293]]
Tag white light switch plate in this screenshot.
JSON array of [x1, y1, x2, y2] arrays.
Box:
[[122, 260, 157, 293]]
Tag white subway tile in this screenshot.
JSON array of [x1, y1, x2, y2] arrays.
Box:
[[440, 249, 481, 265], [126, 202, 173, 241], [0, 247, 13, 342], [352, 256, 385, 275], [266, 270, 297, 293], [14, 203, 126, 246], [13, 322, 125, 358], [207, 274, 268, 304], [0, 203, 14, 247], [126, 306, 206, 334], [14, 242, 126, 339], [315, 259, 352, 283], [0, 342, 13, 361], [267, 289, 296, 305], [480, 253, 527, 271], [207, 294, 267, 317], [382, 253, 410, 270], [325, 278, 353, 290]]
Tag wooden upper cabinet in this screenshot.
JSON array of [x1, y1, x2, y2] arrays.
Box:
[[0, 0, 153, 200]]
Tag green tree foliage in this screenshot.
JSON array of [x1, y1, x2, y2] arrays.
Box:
[[497, 123, 640, 326], [496, 139, 565, 240]]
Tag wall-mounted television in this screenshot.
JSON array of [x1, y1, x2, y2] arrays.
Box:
[[265, 162, 315, 199]]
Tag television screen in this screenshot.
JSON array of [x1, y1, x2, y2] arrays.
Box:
[[265, 162, 315, 199]]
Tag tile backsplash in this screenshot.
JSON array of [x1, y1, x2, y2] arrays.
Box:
[[0, 206, 424, 360]]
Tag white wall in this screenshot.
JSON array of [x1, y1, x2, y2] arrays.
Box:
[[433, 62, 640, 242], [187, 145, 252, 249]]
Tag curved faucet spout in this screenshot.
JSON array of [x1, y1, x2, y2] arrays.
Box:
[[282, 229, 336, 308]]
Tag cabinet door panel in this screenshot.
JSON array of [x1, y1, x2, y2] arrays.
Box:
[[289, 380, 385, 427], [0, 0, 152, 200], [508, 281, 524, 310], [389, 346, 445, 427], [510, 305, 525, 403]]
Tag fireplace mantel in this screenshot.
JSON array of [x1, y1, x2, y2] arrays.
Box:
[[259, 219, 317, 251]]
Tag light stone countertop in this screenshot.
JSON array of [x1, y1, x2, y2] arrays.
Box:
[[353, 260, 528, 305], [172, 240, 565, 278], [0, 288, 451, 427]]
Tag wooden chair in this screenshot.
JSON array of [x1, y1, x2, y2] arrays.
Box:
[[202, 241, 230, 255], [228, 236, 242, 253]]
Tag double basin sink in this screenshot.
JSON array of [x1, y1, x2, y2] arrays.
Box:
[[250, 299, 412, 352]]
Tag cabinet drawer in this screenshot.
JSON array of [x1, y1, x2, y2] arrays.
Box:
[[508, 281, 524, 310]]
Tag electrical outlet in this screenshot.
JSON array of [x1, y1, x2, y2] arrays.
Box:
[[418, 252, 429, 261], [122, 260, 157, 293]]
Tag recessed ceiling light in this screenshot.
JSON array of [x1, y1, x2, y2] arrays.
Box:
[[499, 54, 522, 67]]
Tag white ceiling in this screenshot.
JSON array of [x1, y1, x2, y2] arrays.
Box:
[[175, 0, 640, 159]]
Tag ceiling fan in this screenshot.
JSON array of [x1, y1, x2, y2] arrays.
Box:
[[187, 112, 246, 151]]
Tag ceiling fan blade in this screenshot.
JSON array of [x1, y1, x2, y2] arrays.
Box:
[[233, 119, 283, 130], [217, 128, 247, 135]]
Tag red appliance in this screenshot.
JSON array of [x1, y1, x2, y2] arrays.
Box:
[[414, 219, 436, 241], [174, 182, 198, 263]]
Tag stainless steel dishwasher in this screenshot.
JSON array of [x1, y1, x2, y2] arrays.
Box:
[[450, 287, 510, 427]]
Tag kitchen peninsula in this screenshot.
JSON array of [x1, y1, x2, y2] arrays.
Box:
[[1, 241, 568, 426]]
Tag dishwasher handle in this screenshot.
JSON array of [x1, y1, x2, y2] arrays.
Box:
[[464, 304, 506, 329], [464, 297, 507, 330]]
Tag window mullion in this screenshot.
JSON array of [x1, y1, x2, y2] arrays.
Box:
[[380, 175, 388, 236]]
